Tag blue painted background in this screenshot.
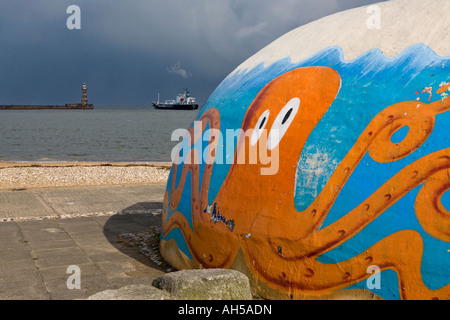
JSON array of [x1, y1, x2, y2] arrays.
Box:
[[163, 44, 450, 300]]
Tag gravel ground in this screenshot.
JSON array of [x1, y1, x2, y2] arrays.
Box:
[[0, 163, 171, 190], [118, 226, 176, 273]]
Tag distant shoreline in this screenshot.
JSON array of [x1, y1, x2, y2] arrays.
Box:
[[0, 161, 172, 168]]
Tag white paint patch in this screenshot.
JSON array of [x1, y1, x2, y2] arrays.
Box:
[[42, 228, 64, 233], [294, 152, 338, 202], [231, 0, 450, 75]]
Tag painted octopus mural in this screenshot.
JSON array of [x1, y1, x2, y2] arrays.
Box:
[[160, 44, 450, 300]]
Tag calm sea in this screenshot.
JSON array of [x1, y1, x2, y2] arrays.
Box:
[[0, 106, 200, 163]]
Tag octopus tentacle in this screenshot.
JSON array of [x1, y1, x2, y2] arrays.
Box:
[[162, 108, 239, 268], [296, 148, 450, 259], [268, 97, 450, 246], [309, 98, 449, 232], [162, 205, 237, 268], [244, 230, 450, 299], [169, 108, 220, 213], [268, 148, 450, 259], [415, 169, 450, 242]]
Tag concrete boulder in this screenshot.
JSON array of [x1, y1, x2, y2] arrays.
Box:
[[160, 0, 450, 300], [152, 269, 252, 300]]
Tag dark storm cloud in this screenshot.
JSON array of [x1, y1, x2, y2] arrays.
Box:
[[0, 0, 384, 106]]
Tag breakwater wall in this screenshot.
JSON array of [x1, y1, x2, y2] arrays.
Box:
[[0, 104, 94, 110]]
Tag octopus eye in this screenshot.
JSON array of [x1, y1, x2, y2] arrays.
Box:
[[250, 110, 270, 146], [267, 97, 300, 150]]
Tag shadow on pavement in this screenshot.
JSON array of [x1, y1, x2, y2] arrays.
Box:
[[102, 201, 174, 273]]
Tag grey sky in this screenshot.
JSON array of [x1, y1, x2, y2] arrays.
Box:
[[0, 0, 383, 106]]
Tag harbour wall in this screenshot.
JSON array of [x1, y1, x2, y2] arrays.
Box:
[[0, 104, 94, 110]]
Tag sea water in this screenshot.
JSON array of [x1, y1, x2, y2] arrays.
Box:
[[0, 105, 199, 163]]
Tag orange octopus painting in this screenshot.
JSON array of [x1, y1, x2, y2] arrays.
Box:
[[160, 45, 450, 300]]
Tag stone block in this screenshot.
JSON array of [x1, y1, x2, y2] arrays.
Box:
[[152, 269, 252, 300]]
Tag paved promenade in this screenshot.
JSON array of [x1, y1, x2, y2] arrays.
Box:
[[0, 184, 169, 299]]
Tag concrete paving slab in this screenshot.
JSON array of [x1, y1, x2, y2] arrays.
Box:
[[0, 268, 41, 283], [70, 235, 114, 248], [31, 246, 86, 259], [0, 244, 33, 260], [25, 239, 79, 251], [0, 191, 59, 219], [45, 273, 112, 300], [0, 184, 166, 220], [20, 229, 73, 243], [0, 258, 37, 273], [34, 253, 92, 269], [56, 224, 104, 236], [96, 260, 159, 277], [0, 268, 42, 287], [0, 232, 25, 246], [0, 280, 49, 300], [38, 263, 103, 281], [38, 185, 166, 217], [0, 184, 170, 300]]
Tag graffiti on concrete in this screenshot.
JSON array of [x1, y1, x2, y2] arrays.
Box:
[[161, 45, 450, 300]]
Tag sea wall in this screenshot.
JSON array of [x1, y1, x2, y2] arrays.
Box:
[[0, 104, 93, 110]]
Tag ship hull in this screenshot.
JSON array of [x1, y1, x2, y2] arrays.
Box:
[[153, 103, 198, 110]]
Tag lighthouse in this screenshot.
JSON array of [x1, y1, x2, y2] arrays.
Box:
[[81, 82, 88, 106]]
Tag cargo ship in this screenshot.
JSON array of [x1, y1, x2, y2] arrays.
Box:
[[153, 89, 199, 110]]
